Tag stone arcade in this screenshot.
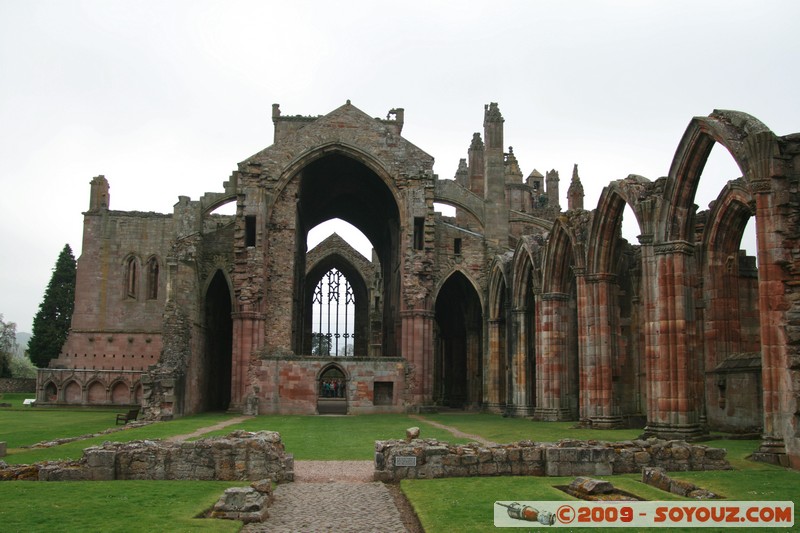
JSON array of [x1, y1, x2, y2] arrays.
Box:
[[36, 102, 800, 468]]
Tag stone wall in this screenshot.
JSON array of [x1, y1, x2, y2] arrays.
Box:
[[373, 438, 730, 482], [36, 369, 144, 406], [0, 431, 293, 482], [255, 356, 407, 414], [0, 378, 36, 393]]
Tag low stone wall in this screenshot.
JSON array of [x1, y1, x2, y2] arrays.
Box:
[[373, 438, 731, 481], [0, 431, 294, 482], [642, 466, 719, 499], [0, 378, 36, 393]]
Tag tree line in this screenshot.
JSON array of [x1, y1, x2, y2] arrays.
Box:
[[1, 244, 75, 378]]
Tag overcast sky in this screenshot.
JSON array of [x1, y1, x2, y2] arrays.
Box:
[[1, 0, 798, 334]]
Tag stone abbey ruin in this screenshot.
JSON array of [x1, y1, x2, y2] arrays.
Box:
[[35, 101, 800, 468]]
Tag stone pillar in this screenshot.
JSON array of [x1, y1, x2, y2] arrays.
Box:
[[401, 309, 435, 407], [509, 308, 534, 416], [582, 273, 623, 428], [230, 311, 265, 414], [749, 153, 793, 466], [534, 292, 572, 420], [485, 318, 506, 413], [644, 241, 704, 439], [466, 329, 482, 409]]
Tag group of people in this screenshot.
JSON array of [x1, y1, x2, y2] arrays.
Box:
[[320, 379, 345, 398]]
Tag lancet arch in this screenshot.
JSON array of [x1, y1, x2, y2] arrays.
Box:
[[303, 253, 369, 356], [698, 180, 761, 432], [434, 270, 483, 409], [535, 219, 580, 420], [486, 257, 511, 412]]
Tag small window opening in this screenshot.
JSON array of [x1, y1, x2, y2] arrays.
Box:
[[454, 238, 462, 255], [126, 257, 138, 299], [413, 217, 424, 250], [245, 215, 256, 247], [374, 381, 394, 406], [146, 258, 159, 300]]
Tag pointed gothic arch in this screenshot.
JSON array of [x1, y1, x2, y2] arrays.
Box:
[[664, 110, 770, 243], [123, 254, 140, 299], [304, 249, 371, 357], [272, 146, 403, 358], [535, 220, 580, 420], [201, 269, 233, 411], [509, 239, 539, 416], [486, 258, 511, 412], [434, 270, 483, 408], [699, 180, 762, 432]]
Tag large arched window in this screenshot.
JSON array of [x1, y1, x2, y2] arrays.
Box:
[[311, 268, 355, 356]]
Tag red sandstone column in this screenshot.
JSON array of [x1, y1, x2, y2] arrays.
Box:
[[230, 311, 265, 413], [576, 269, 592, 424], [534, 292, 571, 420], [400, 309, 434, 407], [752, 180, 792, 466], [583, 273, 622, 428], [645, 242, 703, 439]]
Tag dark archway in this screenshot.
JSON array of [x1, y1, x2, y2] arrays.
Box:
[[294, 152, 400, 357], [434, 271, 483, 408], [204, 270, 232, 411]]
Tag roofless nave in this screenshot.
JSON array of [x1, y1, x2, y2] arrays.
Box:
[[36, 101, 800, 469]]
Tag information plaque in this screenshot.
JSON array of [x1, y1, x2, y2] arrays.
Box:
[[394, 456, 417, 467]]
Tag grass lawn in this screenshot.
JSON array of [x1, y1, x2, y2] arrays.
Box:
[[0, 480, 242, 533], [196, 414, 472, 459], [419, 412, 643, 443], [1, 410, 239, 464], [402, 468, 799, 533]]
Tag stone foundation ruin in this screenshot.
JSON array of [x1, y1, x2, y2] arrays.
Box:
[[373, 438, 731, 482], [0, 431, 293, 482]]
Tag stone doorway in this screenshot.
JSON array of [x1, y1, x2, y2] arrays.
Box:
[[434, 272, 483, 408], [203, 270, 232, 411], [317, 364, 347, 414]]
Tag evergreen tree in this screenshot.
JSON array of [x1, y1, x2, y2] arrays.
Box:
[[28, 244, 76, 368]]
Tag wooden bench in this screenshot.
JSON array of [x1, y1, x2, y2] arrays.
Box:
[[116, 408, 140, 425]]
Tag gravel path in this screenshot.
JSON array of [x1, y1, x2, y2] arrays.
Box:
[[165, 415, 253, 442], [243, 481, 408, 533], [243, 460, 420, 533], [409, 414, 498, 446]]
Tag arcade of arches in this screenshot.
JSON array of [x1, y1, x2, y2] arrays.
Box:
[[38, 102, 800, 468]]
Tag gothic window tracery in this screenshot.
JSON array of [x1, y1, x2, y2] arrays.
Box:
[[311, 268, 355, 356]]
